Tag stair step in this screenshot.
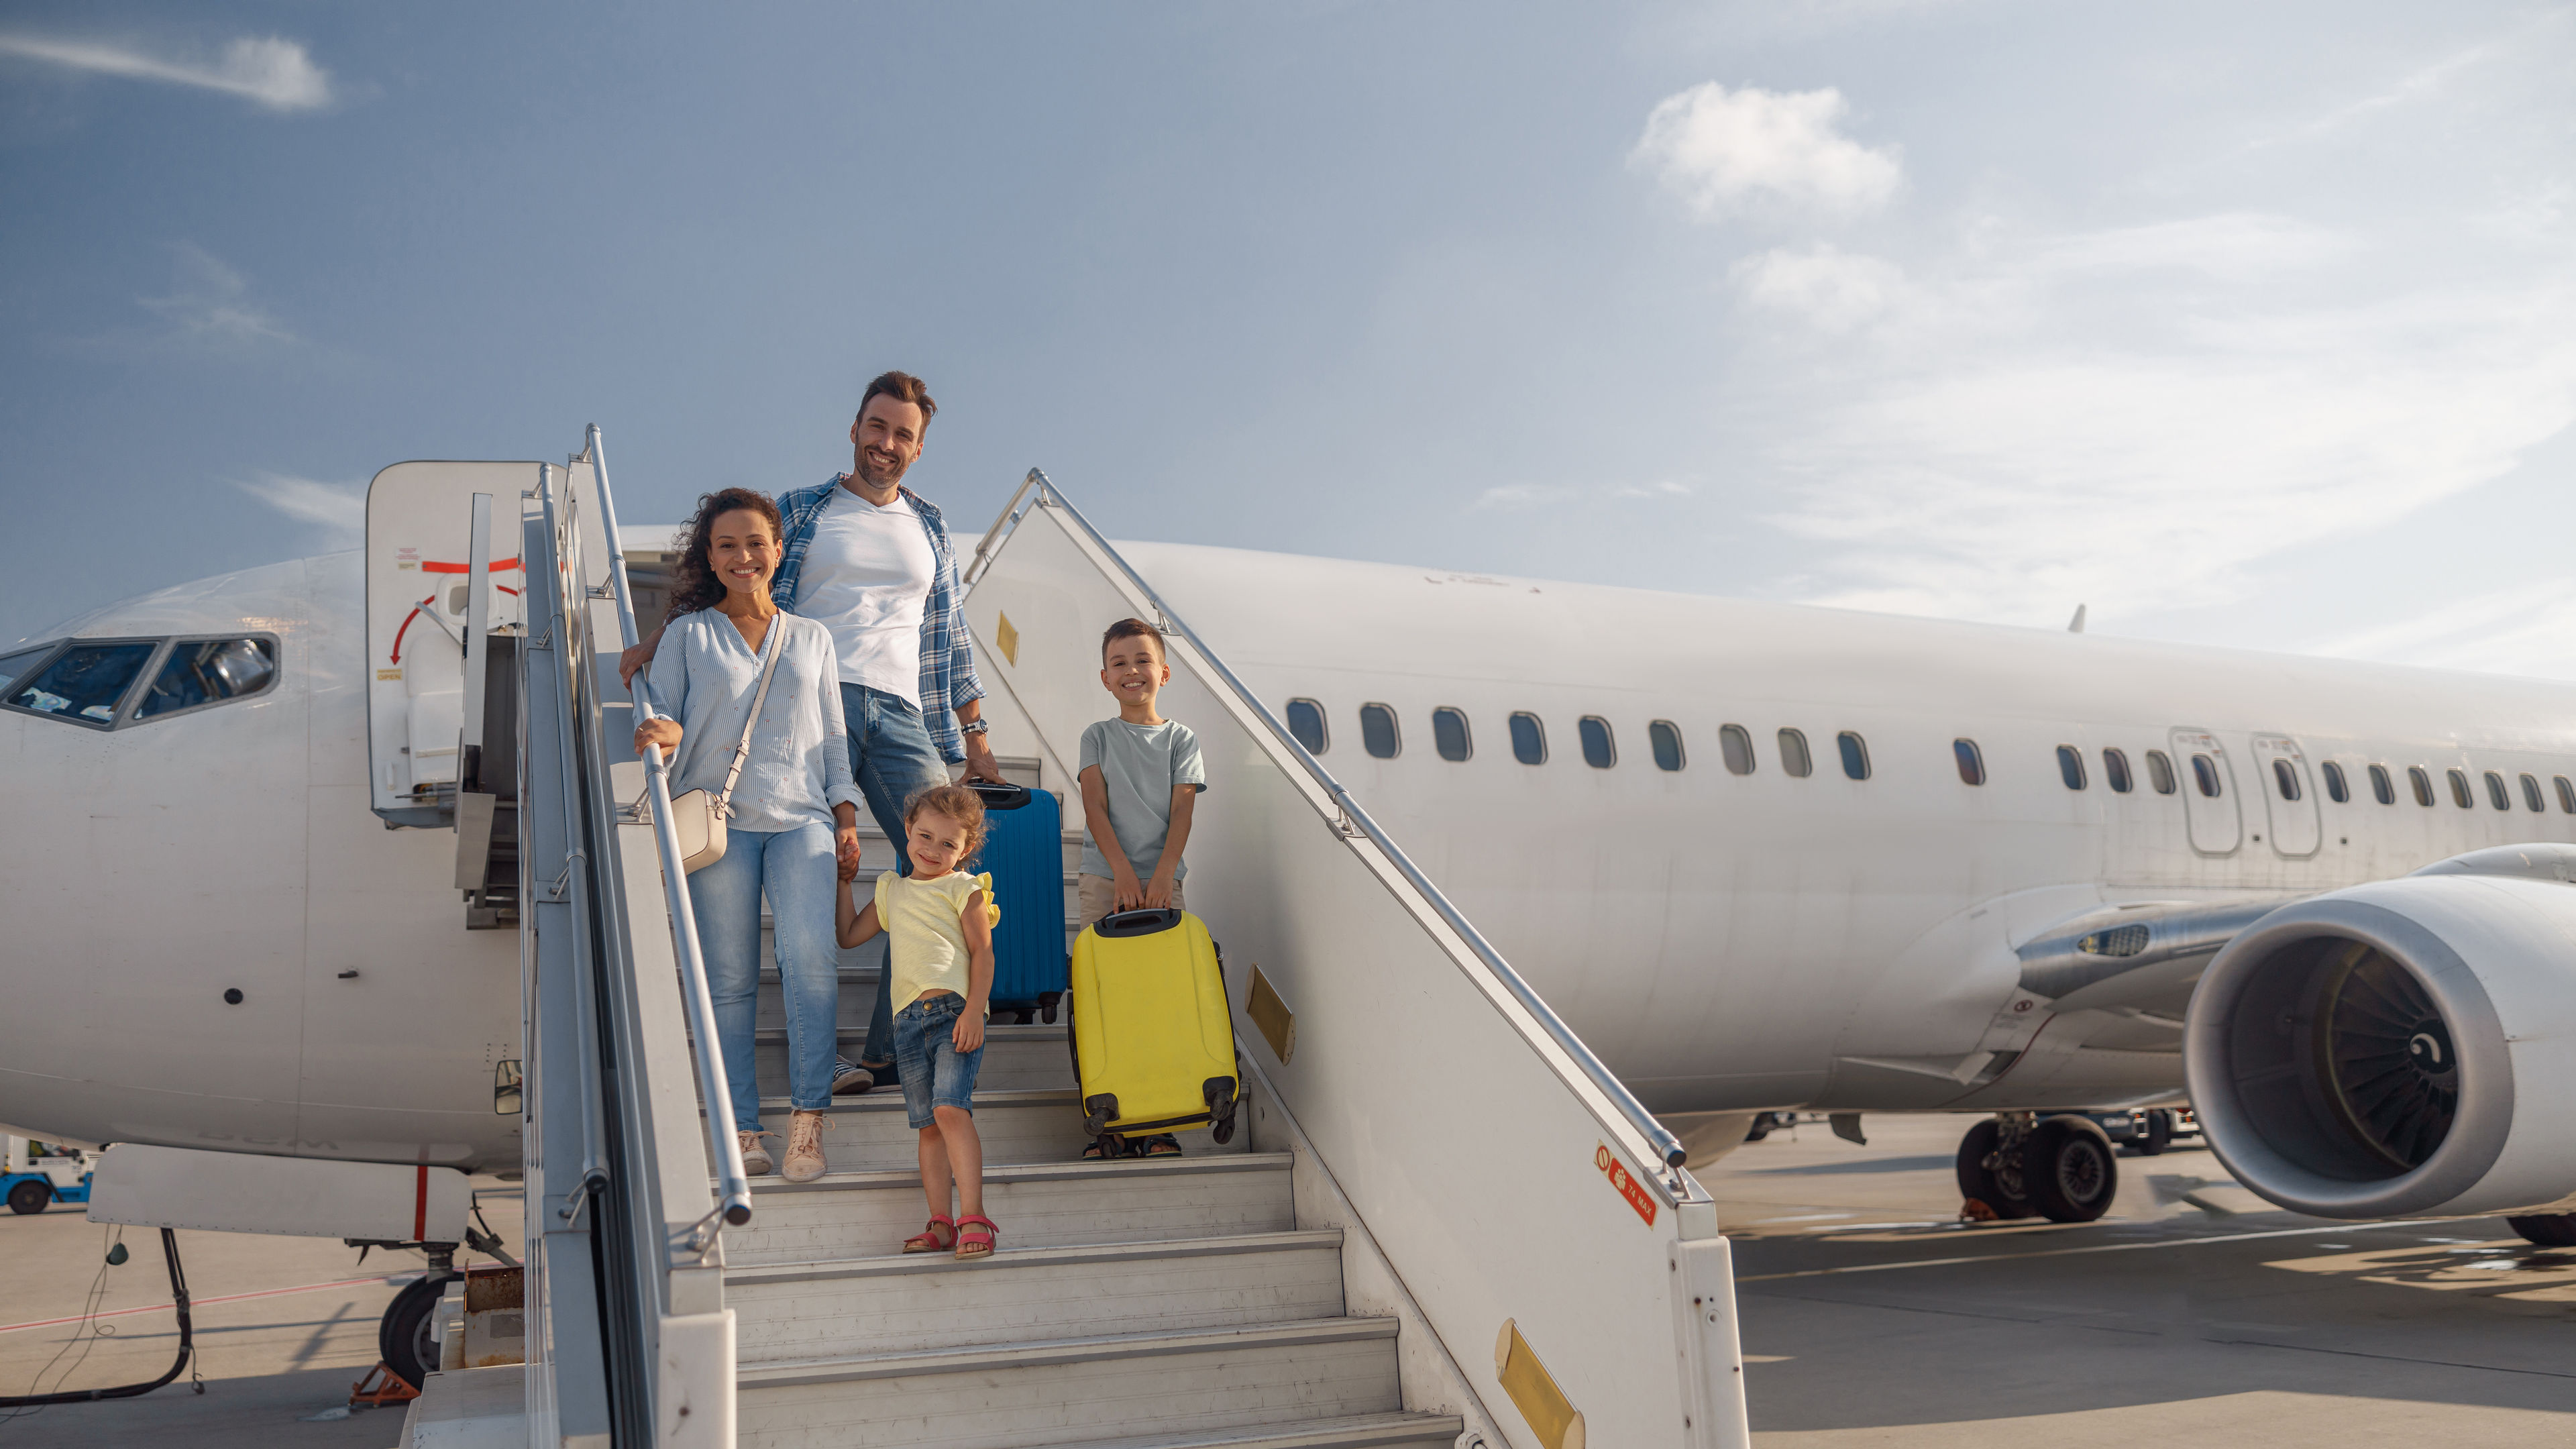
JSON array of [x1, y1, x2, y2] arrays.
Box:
[[723, 1153, 1295, 1266], [736, 1319, 1402, 1449], [1035, 1412, 1470, 1449], [725, 1089, 1092, 1170], [727, 1230, 1345, 1360]]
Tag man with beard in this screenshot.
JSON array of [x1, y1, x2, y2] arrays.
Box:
[[623, 370, 1002, 1092]]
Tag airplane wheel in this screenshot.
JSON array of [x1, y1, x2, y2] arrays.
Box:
[[2506, 1213, 2576, 1248], [1955, 1120, 2034, 1220], [2023, 1116, 2118, 1224], [7, 1180, 51, 1215], [380, 1273, 457, 1390]]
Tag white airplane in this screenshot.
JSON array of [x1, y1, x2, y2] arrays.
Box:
[[7, 457, 2576, 1410]]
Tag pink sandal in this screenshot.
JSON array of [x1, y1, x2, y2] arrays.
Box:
[[953, 1214, 998, 1260], [902, 1216, 955, 1254]]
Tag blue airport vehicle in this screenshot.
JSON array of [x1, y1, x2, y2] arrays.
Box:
[[4, 1136, 95, 1215]]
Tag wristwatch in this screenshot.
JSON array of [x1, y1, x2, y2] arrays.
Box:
[[959, 718, 990, 737]]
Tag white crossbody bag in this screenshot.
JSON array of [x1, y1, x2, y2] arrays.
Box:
[[663, 618, 786, 874]]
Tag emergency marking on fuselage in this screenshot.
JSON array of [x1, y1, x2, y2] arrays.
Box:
[[1595, 1142, 1657, 1228]]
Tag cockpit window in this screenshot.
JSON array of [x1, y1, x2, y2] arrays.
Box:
[[5, 641, 158, 725], [0, 642, 58, 696], [138, 638, 279, 719]]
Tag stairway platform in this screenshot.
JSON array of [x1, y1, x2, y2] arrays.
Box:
[[1034, 1412, 1470, 1449]]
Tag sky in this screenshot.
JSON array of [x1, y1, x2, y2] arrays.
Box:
[[5, 1, 2573, 677]]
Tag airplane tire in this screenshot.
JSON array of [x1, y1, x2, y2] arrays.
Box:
[[2129, 1110, 2173, 1157], [2506, 1213, 2576, 1248], [7, 1180, 51, 1216], [380, 1273, 458, 1389], [2023, 1116, 2118, 1223], [1955, 1120, 2035, 1220]]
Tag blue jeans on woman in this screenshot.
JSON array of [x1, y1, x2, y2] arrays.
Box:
[[690, 820, 840, 1135], [843, 684, 953, 1075]]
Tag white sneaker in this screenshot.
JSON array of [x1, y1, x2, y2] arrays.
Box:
[[738, 1130, 775, 1177], [831, 1057, 875, 1095], [782, 1111, 831, 1184]]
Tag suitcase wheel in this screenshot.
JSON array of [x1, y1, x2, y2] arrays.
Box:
[[1039, 991, 1061, 1025], [1204, 1077, 1239, 1145], [1083, 1093, 1119, 1137]]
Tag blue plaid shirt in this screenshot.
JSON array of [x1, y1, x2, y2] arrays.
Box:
[[769, 476, 985, 763]]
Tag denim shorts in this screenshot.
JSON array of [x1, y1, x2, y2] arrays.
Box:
[[892, 992, 985, 1130]]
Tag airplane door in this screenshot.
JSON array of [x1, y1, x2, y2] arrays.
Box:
[[2250, 734, 2322, 857], [2169, 729, 2241, 855], [366, 462, 533, 826]]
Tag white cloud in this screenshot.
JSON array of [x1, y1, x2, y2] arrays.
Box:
[[2314, 581, 2576, 682], [0, 33, 331, 111], [1741, 217, 2576, 625], [138, 244, 294, 349], [235, 474, 364, 549], [1733, 245, 1909, 330], [1631, 82, 1900, 220], [1477, 479, 1694, 511]]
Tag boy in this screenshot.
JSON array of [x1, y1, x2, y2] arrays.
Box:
[[1075, 617, 1206, 1159]]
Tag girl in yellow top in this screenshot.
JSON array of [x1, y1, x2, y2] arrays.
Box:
[[837, 783, 1002, 1259]]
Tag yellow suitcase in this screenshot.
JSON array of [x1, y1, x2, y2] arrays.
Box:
[[1067, 908, 1242, 1141]]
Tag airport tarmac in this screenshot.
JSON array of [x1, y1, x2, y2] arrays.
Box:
[[0, 1178, 521, 1448], [1705, 1113, 2576, 1446], [5, 1132, 2573, 1446]]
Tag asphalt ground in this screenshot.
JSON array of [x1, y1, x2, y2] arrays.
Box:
[[0, 1178, 523, 1449], [1702, 1113, 2576, 1447]]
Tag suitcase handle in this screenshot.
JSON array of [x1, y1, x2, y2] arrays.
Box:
[[965, 780, 1032, 810], [1095, 907, 1183, 937]]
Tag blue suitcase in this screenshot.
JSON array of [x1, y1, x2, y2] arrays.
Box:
[[969, 781, 1069, 1023]]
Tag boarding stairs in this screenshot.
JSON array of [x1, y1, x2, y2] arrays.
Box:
[[366, 439, 1750, 1448]]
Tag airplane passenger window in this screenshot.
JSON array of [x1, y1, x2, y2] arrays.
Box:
[[4, 640, 159, 726], [1579, 716, 1616, 768], [2057, 745, 2086, 791], [2558, 775, 2575, 814], [0, 642, 58, 696], [1954, 738, 1985, 786], [1837, 731, 1870, 780], [2447, 769, 2473, 808], [1432, 707, 1472, 762], [1778, 729, 1813, 778], [2145, 749, 2176, 794], [2102, 748, 2133, 794], [136, 637, 278, 719], [1285, 698, 1328, 755], [2522, 773, 2544, 813], [1720, 724, 1755, 775], [2322, 761, 2349, 804], [1648, 720, 1684, 771], [2192, 753, 2222, 798], [2408, 766, 2435, 806], [1360, 703, 1401, 759], [2367, 763, 2394, 805], [1509, 711, 1546, 765], [2483, 771, 2510, 811], [2272, 758, 2302, 802]]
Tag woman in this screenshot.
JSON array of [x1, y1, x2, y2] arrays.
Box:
[[635, 488, 864, 1184]]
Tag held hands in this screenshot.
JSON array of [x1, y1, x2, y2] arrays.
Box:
[[835, 827, 862, 881], [634, 718, 683, 757], [951, 1002, 987, 1055]]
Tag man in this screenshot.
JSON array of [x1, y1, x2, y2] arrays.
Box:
[[623, 370, 1002, 1089]]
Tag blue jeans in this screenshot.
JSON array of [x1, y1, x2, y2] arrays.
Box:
[[689, 821, 840, 1132], [842, 684, 952, 1070], [892, 992, 985, 1130]]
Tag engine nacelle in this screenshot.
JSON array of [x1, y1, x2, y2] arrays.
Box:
[[2185, 858, 2576, 1219]]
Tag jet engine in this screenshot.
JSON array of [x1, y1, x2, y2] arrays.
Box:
[[2185, 847, 2576, 1220]]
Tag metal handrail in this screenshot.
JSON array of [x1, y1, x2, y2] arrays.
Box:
[[963, 469, 1044, 588], [537, 466, 614, 1224], [586, 425, 753, 1233], [1006, 470, 1692, 1177]]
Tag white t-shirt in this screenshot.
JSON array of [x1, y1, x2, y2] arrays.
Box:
[[793, 484, 935, 704]]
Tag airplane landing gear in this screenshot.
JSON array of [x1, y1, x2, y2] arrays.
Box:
[[2506, 1213, 2576, 1248], [1958, 1114, 2119, 1224]]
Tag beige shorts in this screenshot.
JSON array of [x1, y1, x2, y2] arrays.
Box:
[[1077, 873, 1185, 928]]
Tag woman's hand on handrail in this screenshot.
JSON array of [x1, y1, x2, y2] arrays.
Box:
[[635, 717, 683, 757]]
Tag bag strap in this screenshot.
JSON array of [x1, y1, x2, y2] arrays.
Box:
[[714, 616, 788, 817]]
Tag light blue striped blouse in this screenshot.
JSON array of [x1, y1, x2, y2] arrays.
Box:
[[642, 609, 862, 835]]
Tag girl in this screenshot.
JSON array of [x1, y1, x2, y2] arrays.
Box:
[[837, 783, 1001, 1258], [635, 488, 867, 1186]]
